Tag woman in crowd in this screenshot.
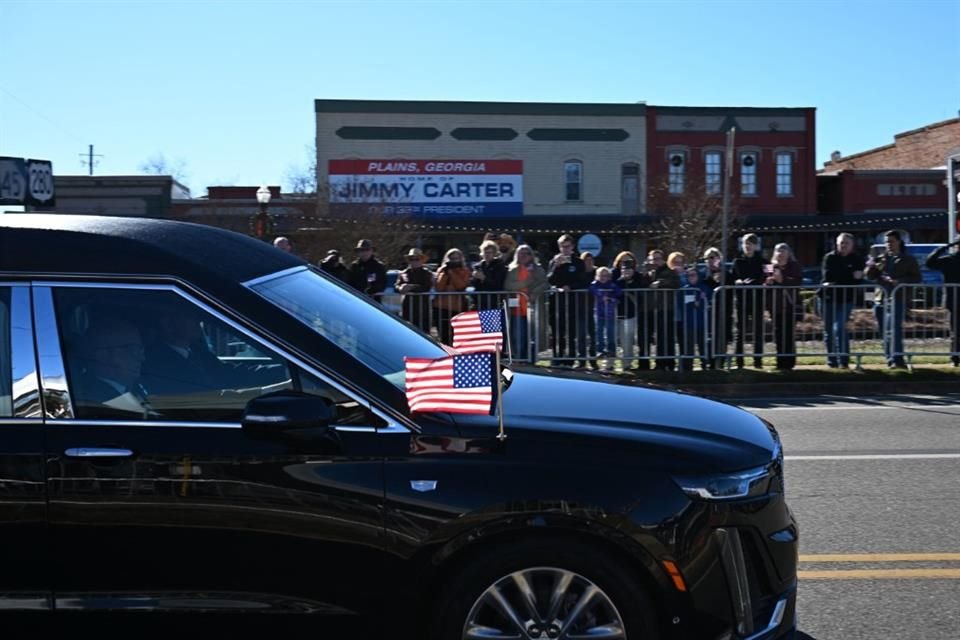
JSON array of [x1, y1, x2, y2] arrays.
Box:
[[471, 240, 508, 310], [504, 244, 548, 360], [611, 251, 649, 370], [702, 247, 734, 369], [764, 242, 803, 370], [433, 248, 472, 345]]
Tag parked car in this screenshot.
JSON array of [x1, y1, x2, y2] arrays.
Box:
[[801, 266, 822, 287], [0, 214, 797, 639], [380, 268, 403, 315]]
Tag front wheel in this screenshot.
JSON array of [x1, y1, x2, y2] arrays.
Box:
[[433, 539, 660, 640]]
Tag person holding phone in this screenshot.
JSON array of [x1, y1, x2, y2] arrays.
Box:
[[504, 244, 547, 360], [820, 232, 866, 368], [866, 229, 921, 369], [471, 239, 507, 311], [763, 243, 803, 370]]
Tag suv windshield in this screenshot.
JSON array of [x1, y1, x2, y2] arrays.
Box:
[[249, 267, 447, 387]]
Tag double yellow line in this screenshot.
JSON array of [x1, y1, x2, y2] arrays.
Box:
[[799, 553, 960, 580]]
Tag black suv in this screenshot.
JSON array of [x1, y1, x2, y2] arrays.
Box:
[[0, 215, 797, 639]]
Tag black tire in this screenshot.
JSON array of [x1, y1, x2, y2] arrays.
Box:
[[433, 538, 660, 640]]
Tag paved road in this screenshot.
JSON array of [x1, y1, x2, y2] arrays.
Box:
[[736, 394, 960, 640]]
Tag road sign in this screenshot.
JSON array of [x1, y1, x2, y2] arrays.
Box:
[[0, 157, 27, 205], [0, 157, 55, 208], [26, 159, 55, 206]]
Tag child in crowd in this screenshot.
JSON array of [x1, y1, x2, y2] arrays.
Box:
[[589, 267, 622, 371], [680, 267, 713, 371]]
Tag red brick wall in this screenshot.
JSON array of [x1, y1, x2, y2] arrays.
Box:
[[818, 170, 946, 214], [646, 106, 817, 215], [822, 118, 960, 171]]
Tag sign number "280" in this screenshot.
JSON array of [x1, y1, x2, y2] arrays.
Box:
[[28, 160, 54, 203]]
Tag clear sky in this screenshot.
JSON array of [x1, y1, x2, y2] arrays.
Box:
[[2, 0, 958, 197]]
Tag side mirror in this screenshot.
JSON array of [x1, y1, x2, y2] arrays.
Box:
[[242, 391, 338, 450]]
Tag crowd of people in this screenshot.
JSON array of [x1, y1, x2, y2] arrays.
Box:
[[304, 229, 960, 371]]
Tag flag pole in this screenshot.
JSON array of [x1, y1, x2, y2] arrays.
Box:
[[501, 300, 513, 364], [494, 347, 506, 441]]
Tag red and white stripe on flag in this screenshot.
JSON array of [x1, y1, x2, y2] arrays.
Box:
[[404, 352, 495, 415], [450, 309, 504, 354]]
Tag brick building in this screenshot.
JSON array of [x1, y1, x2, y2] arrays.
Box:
[[821, 117, 960, 172], [313, 99, 823, 265], [815, 116, 960, 250], [646, 105, 818, 263]]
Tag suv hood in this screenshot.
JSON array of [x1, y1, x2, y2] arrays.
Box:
[[453, 371, 779, 472]]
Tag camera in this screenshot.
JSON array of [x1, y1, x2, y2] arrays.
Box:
[[622, 259, 636, 269]]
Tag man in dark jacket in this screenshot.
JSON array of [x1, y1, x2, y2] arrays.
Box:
[[926, 238, 960, 366], [319, 249, 349, 282], [347, 239, 387, 299], [733, 233, 766, 369], [547, 234, 591, 367], [397, 247, 434, 333], [820, 232, 866, 368], [866, 229, 921, 368]]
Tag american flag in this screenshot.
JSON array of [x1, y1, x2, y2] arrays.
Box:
[[404, 352, 497, 415], [450, 309, 504, 353]]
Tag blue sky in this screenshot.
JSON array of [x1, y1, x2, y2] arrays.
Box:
[[2, 0, 958, 196]]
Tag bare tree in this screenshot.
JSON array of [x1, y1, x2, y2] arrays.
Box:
[[139, 153, 189, 185], [647, 177, 744, 261], [287, 179, 418, 268], [284, 142, 318, 195]]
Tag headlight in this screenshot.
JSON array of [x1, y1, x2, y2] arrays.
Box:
[[673, 465, 774, 501]]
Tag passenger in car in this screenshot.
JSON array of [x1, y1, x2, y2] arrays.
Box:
[[142, 308, 221, 395], [72, 318, 153, 418]]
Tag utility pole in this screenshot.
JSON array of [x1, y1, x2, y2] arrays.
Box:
[[79, 144, 102, 176], [721, 126, 736, 286]]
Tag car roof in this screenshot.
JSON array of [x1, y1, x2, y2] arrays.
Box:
[[0, 213, 303, 285]]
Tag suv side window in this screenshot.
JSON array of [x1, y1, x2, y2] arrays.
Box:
[[0, 288, 11, 417], [54, 287, 294, 422]]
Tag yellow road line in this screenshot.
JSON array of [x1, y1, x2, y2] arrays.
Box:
[[799, 569, 960, 580], [800, 553, 960, 563]]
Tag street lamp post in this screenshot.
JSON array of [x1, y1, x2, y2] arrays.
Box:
[[253, 185, 272, 241]]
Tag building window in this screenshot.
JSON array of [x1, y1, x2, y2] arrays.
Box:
[[776, 152, 793, 196], [740, 151, 758, 196], [622, 163, 639, 213], [668, 152, 686, 195], [564, 161, 583, 201], [705, 151, 722, 195]]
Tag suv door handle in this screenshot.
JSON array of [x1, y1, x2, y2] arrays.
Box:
[[65, 448, 134, 458]]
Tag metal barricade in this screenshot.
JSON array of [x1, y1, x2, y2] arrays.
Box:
[[888, 283, 959, 367], [538, 288, 712, 372], [395, 283, 959, 371], [711, 284, 879, 370], [398, 290, 536, 362]]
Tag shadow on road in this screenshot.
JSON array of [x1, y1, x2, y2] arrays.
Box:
[[797, 632, 820, 639]]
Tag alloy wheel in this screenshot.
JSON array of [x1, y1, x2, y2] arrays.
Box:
[[462, 566, 627, 639]]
